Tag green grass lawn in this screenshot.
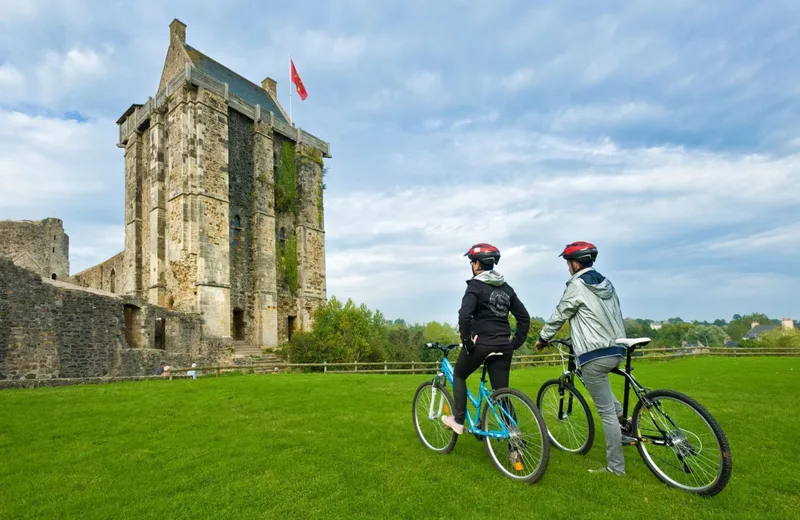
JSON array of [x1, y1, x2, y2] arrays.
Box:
[[1, 356, 798, 519]]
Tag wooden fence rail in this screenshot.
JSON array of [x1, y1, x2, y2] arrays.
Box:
[[166, 346, 800, 378]]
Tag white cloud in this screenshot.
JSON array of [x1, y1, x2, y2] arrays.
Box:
[[404, 71, 442, 98], [549, 102, 669, 131], [36, 45, 112, 86], [501, 67, 536, 91], [0, 63, 25, 88], [0, 109, 123, 273], [323, 128, 800, 320]]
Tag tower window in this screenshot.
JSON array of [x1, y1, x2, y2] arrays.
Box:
[[278, 227, 286, 256], [233, 215, 243, 248]]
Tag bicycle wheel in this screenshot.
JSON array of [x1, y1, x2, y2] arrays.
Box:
[[632, 389, 732, 496], [480, 388, 550, 483], [536, 379, 595, 454], [412, 380, 458, 453]]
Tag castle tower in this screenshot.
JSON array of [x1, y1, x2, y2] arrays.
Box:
[[0, 217, 69, 280], [115, 19, 330, 345]]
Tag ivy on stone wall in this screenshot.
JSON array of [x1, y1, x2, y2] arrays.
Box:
[[275, 140, 298, 215], [278, 232, 299, 294], [317, 166, 327, 228]]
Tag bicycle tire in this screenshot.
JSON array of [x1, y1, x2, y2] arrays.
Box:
[[412, 380, 458, 454], [631, 389, 732, 497], [480, 387, 550, 484], [536, 378, 595, 455]]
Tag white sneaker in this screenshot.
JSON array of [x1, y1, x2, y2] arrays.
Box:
[[441, 415, 464, 434], [588, 466, 625, 476]]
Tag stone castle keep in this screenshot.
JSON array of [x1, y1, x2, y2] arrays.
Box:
[[0, 19, 330, 381]]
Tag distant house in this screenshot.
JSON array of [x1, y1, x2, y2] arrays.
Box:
[[743, 318, 794, 340], [650, 321, 663, 330], [724, 340, 738, 348]]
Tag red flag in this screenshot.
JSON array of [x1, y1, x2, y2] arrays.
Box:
[[291, 59, 308, 101]]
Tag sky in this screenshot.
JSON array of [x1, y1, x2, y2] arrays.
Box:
[[1, 0, 799, 325]]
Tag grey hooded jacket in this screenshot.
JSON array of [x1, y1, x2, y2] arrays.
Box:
[[539, 267, 627, 366]]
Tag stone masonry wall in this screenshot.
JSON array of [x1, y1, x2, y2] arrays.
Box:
[[274, 134, 299, 344], [68, 251, 125, 293], [0, 257, 233, 380], [0, 218, 69, 280], [193, 86, 231, 339], [228, 108, 256, 343]]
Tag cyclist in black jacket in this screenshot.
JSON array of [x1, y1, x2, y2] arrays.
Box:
[[442, 243, 531, 435]]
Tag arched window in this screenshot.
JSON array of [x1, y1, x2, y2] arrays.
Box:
[[51, 273, 57, 280], [110, 269, 116, 293], [233, 215, 243, 248], [278, 227, 287, 256]]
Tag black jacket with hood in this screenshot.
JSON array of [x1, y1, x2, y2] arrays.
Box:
[[458, 270, 530, 351]]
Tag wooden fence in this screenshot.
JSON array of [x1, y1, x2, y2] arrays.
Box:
[[167, 346, 800, 379]]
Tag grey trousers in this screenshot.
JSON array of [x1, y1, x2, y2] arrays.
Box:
[[581, 355, 625, 474]]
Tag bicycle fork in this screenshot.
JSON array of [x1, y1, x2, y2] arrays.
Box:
[[429, 383, 448, 419]]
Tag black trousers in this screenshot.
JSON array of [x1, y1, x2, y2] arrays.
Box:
[[452, 343, 513, 425]]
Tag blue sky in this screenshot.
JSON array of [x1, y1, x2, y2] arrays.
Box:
[[1, 1, 798, 325]]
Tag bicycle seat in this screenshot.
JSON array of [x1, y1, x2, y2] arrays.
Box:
[[616, 337, 651, 351]]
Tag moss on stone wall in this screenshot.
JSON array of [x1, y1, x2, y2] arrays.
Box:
[[275, 140, 297, 215], [298, 147, 324, 168], [277, 232, 299, 294], [317, 166, 327, 228]]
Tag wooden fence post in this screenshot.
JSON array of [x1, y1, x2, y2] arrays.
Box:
[[324, 361, 327, 373]]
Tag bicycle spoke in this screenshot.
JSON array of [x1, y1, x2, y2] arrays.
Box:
[[636, 394, 726, 492]]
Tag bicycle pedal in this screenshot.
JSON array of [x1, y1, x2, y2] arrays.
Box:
[[513, 462, 524, 471]]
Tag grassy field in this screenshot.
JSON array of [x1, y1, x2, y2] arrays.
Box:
[[1, 356, 798, 519]]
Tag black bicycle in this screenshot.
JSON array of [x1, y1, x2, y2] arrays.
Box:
[[535, 337, 732, 497]]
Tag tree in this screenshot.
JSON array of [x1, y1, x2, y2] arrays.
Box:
[[686, 325, 727, 347], [754, 328, 800, 350], [726, 313, 776, 341]]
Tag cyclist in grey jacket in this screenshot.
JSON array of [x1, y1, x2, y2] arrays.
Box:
[[535, 241, 633, 476]]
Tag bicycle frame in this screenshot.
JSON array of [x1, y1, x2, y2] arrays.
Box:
[[430, 346, 517, 440], [552, 340, 679, 446], [552, 342, 651, 421]]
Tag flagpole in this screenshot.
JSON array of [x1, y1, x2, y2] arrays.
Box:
[[289, 55, 293, 126]]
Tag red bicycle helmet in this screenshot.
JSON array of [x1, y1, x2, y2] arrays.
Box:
[[464, 243, 501, 265], [559, 241, 598, 263]]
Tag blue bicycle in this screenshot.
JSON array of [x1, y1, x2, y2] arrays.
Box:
[[412, 342, 550, 483]]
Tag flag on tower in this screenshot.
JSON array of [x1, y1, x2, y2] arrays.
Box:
[[291, 59, 308, 101]]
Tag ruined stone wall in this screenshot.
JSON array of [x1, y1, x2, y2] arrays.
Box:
[[273, 134, 300, 343], [295, 144, 327, 333], [139, 124, 153, 303], [0, 257, 233, 380], [228, 109, 256, 342], [193, 87, 231, 338], [0, 218, 69, 280], [122, 130, 144, 297], [164, 84, 198, 313], [68, 251, 125, 293], [251, 119, 278, 347]]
